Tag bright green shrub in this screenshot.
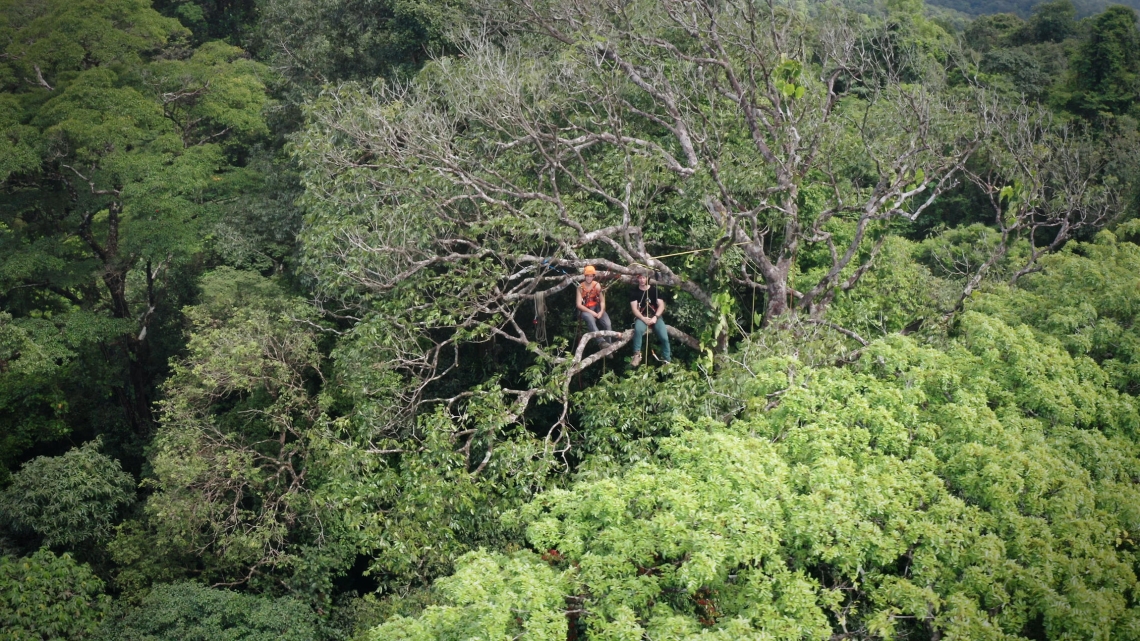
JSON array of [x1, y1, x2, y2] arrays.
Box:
[[368, 550, 571, 641], [0, 548, 111, 640], [971, 230, 1140, 395]]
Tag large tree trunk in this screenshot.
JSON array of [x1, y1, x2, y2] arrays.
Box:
[[103, 267, 154, 432], [764, 279, 790, 322], [99, 204, 154, 434], [753, 257, 794, 325]]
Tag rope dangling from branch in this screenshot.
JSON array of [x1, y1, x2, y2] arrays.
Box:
[[535, 290, 547, 343]]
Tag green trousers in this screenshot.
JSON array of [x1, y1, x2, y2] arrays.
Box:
[[633, 318, 671, 362]]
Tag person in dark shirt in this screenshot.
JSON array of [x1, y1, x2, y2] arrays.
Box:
[[627, 271, 671, 366]]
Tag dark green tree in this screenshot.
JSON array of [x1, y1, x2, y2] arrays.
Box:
[[1030, 0, 1078, 42], [254, 0, 464, 88], [151, 0, 259, 45], [1, 0, 270, 438], [107, 582, 320, 641], [1064, 5, 1140, 117], [110, 269, 331, 590], [367, 230, 1140, 640], [0, 311, 128, 481], [964, 13, 1027, 52]]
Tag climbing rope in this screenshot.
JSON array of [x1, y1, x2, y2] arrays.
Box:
[[535, 290, 548, 343], [574, 315, 583, 389], [649, 241, 749, 261], [538, 241, 750, 278], [751, 274, 757, 333]]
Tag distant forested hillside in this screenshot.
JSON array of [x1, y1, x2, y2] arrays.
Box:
[[928, 0, 1140, 16]]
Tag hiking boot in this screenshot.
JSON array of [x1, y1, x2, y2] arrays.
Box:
[[631, 352, 642, 367]]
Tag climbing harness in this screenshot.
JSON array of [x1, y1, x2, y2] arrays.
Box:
[[579, 279, 602, 312], [630, 286, 661, 367]]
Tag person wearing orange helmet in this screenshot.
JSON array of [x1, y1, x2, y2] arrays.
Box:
[[576, 265, 613, 347]]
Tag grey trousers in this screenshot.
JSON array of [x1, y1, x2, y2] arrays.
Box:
[[580, 310, 613, 346]]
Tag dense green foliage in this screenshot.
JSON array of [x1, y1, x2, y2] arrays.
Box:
[[2, 0, 1140, 638], [0, 311, 127, 484], [255, 0, 464, 88], [0, 548, 111, 640], [0, 439, 134, 551], [0, 0, 271, 446], [104, 581, 320, 640], [369, 231, 1140, 641], [1066, 5, 1140, 116]]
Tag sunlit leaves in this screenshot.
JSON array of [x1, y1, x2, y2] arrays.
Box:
[[374, 254, 1140, 637], [369, 550, 571, 641]]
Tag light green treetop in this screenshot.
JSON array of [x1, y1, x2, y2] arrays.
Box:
[[368, 284, 1140, 639]]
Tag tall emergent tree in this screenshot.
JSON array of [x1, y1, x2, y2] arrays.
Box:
[[0, 0, 269, 435], [298, 0, 987, 442], [365, 235, 1140, 639]]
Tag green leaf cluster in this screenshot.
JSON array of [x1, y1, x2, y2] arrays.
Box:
[[2, 0, 274, 459], [0, 312, 129, 481], [368, 550, 571, 641], [971, 230, 1140, 394], [0, 438, 134, 550], [103, 581, 320, 641], [0, 548, 111, 640], [112, 269, 328, 590], [255, 0, 464, 89]]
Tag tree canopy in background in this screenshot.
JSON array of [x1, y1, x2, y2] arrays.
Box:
[[929, 0, 1139, 19], [254, 0, 464, 89], [107, 581, 321, 640], [1, 0, 1140, 639]]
